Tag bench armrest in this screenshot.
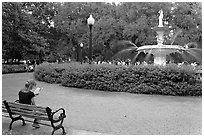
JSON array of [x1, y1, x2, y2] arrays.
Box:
[[53, 108, 66, 122], [46, 107, 66, 123]]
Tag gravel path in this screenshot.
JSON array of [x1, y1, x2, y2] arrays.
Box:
[[2, 73, 202, 135]]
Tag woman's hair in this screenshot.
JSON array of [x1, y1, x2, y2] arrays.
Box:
[[25, 79, 37, 90]]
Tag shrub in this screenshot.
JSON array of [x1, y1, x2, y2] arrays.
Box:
[[34, 62, 65, 84], [2, 64, 27, 74], [34, 62, 202, 96]]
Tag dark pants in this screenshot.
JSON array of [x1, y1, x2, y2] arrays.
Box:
[[33, 119, 39, 124]]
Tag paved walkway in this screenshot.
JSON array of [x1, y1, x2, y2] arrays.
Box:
[[2, 117, 103, 135], [2, 73, 202, 135]]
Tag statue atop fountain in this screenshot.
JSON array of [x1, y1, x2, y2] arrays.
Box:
[[158, 9, 164, 27], [154, 9, 169, 45]]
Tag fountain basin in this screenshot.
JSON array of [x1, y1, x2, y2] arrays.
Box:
[[137, 45, 186, 65], [137, 45, 185, 55], [137, 45, 185, 50]]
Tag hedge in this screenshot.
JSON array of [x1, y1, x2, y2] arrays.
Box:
[[2, 64, 27, 74], [34, 62, 202, 96]]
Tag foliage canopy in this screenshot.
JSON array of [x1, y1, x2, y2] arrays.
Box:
[[2, 2, 202, 62]]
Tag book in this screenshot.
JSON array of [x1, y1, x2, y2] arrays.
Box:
[[34, 87, 42, 95]]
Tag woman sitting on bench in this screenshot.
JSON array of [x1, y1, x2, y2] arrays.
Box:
[[18, 79, 42, 128]]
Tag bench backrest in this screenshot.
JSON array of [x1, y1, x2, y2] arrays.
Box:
[[2, 101, 50, 121]]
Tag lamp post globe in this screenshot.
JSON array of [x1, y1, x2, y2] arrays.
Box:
[[80, 43, 83, 48], [87, 14, 95, 64], [87, 14, 95, 25], [79, 43, 83, 64]]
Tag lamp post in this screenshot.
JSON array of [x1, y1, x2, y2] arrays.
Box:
[[72, 47, 76, 61], [87, 14, 95, 64], [80, 43, 83, 64]]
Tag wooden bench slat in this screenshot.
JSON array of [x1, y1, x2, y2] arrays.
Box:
[[2, 107, 48, 120], [6, 102, 47, 113], [11, 110, 49, 121], [3, 105, 47, 116], [8, 102, 47, 109], [9, 107, 47, 116], [3, 103, 46, 113], [3, 102, 47, 116], [7, 101, 46, 109], [2, 106, 9, 113], [2, 108, 8, 113]]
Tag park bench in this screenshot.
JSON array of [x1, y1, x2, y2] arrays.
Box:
[[2, 100, 66, 135]]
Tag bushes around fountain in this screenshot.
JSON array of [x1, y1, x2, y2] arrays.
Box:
[[34, 62, 202, 96]]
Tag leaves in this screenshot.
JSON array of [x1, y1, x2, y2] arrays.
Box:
[[34, 62, 202, 96], [2, 2, 202, 62]]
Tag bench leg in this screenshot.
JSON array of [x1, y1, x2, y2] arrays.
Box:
[[9, 120, 14, 130], [51, 126, 66, 135], [51, 129, 56, 135], [9, 116, 25, 130], [61, 127, 66, 135], [20, 117, 26, 126]]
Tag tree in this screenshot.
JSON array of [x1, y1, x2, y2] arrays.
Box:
[[2, 2, 202, 63], [168, 2, 202, 47], [2, 2, 57, 63]]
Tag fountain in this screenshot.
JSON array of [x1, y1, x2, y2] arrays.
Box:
[[112, 9, 201, 65], [136, 9, 187, 65]]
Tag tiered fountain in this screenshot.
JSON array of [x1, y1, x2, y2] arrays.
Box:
[[136, 9, 186, 65], [114, 9, 201, 65]]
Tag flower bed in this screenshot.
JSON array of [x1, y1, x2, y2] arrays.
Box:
[[34, 62, 202, 96]]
